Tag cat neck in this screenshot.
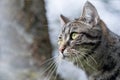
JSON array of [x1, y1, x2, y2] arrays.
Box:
[[78, 20, 120, 76]]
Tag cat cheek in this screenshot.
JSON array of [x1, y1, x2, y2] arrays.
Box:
[[70, 41, 74, 44], [70, 41, 77, 47]]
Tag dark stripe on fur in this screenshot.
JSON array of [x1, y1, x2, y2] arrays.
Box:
[[102, 56, 116, 72], [83, 40, 101, 60], [81, 32, 101, 39]]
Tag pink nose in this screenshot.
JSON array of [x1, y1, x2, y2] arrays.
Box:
[[59, 46, 65, 53]]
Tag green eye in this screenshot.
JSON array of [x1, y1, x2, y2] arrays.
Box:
[[71, 32, 79, 40]]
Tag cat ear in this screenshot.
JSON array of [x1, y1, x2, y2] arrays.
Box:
[[81, 1, 100, 26], [60, 14, 70, 25]]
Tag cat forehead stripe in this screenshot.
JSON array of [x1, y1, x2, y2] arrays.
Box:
[[66, 20, 92, 28], [78, 21, 92, 28]]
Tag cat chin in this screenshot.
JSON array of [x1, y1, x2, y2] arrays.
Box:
[[58, 51, 72, 61], [59, 51, 84, 63]]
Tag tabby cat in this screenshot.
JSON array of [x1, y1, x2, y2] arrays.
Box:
[[58, 1, 120, 80]]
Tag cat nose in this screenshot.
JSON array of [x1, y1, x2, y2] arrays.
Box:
[[59, 46, 65, 53]]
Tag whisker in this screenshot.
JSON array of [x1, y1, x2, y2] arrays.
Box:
[[45, 62, 57, 80], [74, 55, 78, 68], [49, 58, 60, 80], [77, 52, 98, 72], [89, 55, 97, 65], [76, 54, 85, 70], [80, 53, 97, 71], [47, 56, 60, 80], [70, 54, 73, 62], [40, 61, 56, 78], [85, 57, 97, 71], [50, 64, 57, 80], [53, 70, 57, 80], [40, 55, 59, 67]]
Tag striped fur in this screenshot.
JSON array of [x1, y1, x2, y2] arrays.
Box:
[[58, 1, 120, 80]]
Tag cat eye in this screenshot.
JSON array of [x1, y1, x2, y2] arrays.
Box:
[[70, 32, 79, 40]]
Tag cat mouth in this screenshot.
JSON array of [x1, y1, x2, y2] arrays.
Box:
[[61, 53, 82, 63], [62, 53, 70, 58], [59, 48, 86, 61], [62, 52, 80, 59]]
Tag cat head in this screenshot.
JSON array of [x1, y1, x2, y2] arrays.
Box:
[[58, 1, 104, 62]]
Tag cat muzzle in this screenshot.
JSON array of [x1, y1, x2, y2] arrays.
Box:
[[59, 46, 65, 53]]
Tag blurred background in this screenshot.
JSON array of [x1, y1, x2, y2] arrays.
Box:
[[0, 0, 120, 80]]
